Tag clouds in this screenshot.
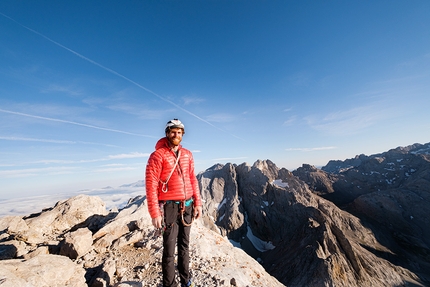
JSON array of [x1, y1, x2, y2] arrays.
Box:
[[0, 2, 429, 201], [42, 84, 83, 96], [0, 166, 76, 178], [206, 113, 236, 123], [285, 146, 337, 152], [0, 152, 148, 178], [0, 108, 155, 137], [0, 182, 145, 217], [283, 115, 297, 127], [0, 136, 118, 147], [212, 156, 248, 161], [304, 104, 395, 136], [0, 12, 223, 131], [108, 152, 149, 160], [182, 96, 205, 105]]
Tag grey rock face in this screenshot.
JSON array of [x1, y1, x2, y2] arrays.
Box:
[[198, 163, 245, 241], [292, 142, 430, 286], [0, 254, 87, 287], [198, 156, 427, 286]]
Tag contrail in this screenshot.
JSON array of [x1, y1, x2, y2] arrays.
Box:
[[0, 108, 155, 138], [0, 12, 241, 139], [0, 136, 119, 147]]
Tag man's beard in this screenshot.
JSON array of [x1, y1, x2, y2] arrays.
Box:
[[168, 137, 181, 146]]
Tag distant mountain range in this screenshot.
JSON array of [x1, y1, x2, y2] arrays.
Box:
[[1, 142, 429, 286], [198, 142, 430, 286]]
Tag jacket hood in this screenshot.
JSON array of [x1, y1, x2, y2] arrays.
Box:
[[155, 137, 182, 150]]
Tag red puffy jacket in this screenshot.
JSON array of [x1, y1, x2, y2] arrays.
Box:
[[145, 137, 202, 219]]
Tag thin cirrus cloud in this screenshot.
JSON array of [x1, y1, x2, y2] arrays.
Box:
[[108, 152, 149, 159], [305, 105, 393, 136], [94, 165, 142, 173], [0, 12, 227, 134], [212, 156, 248, 161], [106, 103, 173, 120], [41, 84, 83, 96], [1, 152, 149, 178], [0, 108, 155, 138], [182, 96, 205, 105], [0, 136, 119, 147], [283, 115, 297, 126], [35, 152, 150, 164], [0, 166, 77, 178], [285, 147, 337, 152], [206, 113, 236, 123]]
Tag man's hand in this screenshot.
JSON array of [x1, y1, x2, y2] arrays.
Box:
[[193, 205, 203, 220], [152, 216, 163, 229]]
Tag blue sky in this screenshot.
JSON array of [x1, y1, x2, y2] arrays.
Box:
[[1, 1, 429, 199]]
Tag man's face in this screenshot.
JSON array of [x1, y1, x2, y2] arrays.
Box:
[[166, 128, 183, 147]]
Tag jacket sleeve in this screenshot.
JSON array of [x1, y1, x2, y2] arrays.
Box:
[[145, 151, 163, 218], [188, 153, 202, 207]]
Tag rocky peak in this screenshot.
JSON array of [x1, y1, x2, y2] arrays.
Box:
[[199, 156, 428, 286], [0, 194, 283, 287], [292, 164, 336, 195], [251, 159, 279, 180], [292, 143, 430, 286]]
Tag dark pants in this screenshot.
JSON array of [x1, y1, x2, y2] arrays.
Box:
[[162, 202, 193, 287]]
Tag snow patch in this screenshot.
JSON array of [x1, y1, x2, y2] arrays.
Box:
[[246, 226, 276, 252], [272, 179, 289, 188], [217, 198, 227, 210]]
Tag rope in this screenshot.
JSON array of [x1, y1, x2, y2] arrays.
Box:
[[160, 150, 181, 193]]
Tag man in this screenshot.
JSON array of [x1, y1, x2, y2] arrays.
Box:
[[145, 119, 202, 287]]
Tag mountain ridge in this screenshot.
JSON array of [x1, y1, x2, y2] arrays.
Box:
[[198, 142, 430, 286], [1, 142, 429, 286]]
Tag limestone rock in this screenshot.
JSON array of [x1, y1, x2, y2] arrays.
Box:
[[0, 254, 86, 287], [92, 196, 149, 251], [292, 163, 336, 195], [198, 158, 426, 286], [89, 257, 116, 287], [198, 163, 245, 241], [22, 194, 107, 244], [60, 227, 93, 259], [0, 216, 29, 234]]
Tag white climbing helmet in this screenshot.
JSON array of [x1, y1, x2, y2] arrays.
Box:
[[165, 118, 185, 134]]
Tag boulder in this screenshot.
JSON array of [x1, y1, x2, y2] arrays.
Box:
[[93, 196, 148, 245], [0, 216, 29, 234], [0, 254, 87, 287], [0, 240, 27, 259], [22, 194, 107, 244], [60, 227, 93, 259]]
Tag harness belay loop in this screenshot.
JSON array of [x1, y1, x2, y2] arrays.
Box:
[[179, 200, 194, 227]]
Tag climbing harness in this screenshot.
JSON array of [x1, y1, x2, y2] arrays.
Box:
[[161, 198, 194, 227], [179, 199, 194, 227], [160, 150, 181, 193]]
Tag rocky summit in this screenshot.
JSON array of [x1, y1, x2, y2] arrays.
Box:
[[0, 194, 283, 287], [0, 142, 429, 286], [198, 142, 430, 287]]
